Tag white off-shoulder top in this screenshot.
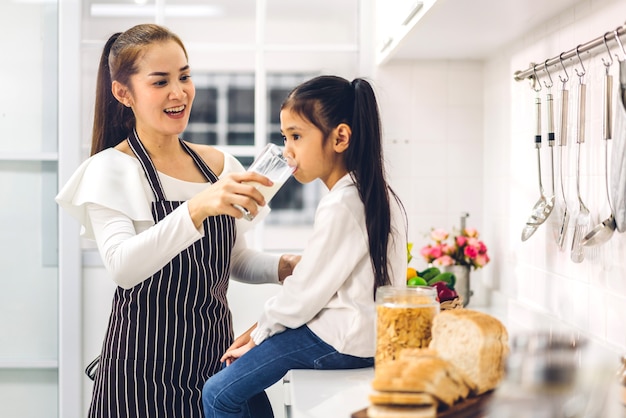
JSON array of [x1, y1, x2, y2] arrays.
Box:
[[56, 148, 279, 289]]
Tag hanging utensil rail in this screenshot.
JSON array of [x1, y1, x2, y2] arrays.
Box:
[[513, 22, 626, 82]]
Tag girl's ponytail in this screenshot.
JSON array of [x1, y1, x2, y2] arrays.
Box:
[[347, 78, 393, 294]]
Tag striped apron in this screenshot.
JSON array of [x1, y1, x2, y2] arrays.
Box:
[[88, 130, 236, 418]]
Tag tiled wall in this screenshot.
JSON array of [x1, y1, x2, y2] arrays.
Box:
[[377, 0, 626, 356]]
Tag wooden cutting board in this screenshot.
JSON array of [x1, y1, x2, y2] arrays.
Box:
[[351, 391, 494, 418]]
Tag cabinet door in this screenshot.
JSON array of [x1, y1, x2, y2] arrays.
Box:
[[0, 2, 60, 418]]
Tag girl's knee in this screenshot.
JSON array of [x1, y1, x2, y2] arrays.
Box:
[[201, 379, 218, 413]]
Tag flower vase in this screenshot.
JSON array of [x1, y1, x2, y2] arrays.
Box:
[[442, 265, 471, 307]]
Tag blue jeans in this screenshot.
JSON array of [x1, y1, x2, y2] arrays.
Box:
[[202, 325, 374, 418]]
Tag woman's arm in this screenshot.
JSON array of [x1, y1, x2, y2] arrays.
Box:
[[88, 202, 203, 289]]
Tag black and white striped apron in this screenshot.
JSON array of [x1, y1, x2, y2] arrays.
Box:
[[88, 130, 236, 418]]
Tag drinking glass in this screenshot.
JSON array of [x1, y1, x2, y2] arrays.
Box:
[[234, 143, 295, 221]]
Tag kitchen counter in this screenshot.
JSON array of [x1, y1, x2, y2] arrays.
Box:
[[282, 303, 624, 418], [282, 306, 505, 418], [283, 368, 374, 418]]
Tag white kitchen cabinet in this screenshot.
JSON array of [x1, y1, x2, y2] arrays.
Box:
[[375, 0, 581, 64]]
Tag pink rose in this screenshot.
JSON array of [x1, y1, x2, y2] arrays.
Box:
[[455, 236, 467, 247], [464, 227, 478, 238], [430, 244, 443, 259], [475, 254, 489, 267], [464, 245, 478, 259], [433, 255, 454, 266], [441, 243, 454, 255], [467, 237, 479, 248], [419, 245, 434, 262], [430, 228, 449, 243]]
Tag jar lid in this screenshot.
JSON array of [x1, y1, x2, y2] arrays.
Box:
[[375, 285, 438, 306]]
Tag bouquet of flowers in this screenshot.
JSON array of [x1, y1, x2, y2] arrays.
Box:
[[419, 227, 490, 270]]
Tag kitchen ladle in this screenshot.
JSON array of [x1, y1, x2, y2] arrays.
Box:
[[570, 54, 590, 263], [582, 45, 616, 247]]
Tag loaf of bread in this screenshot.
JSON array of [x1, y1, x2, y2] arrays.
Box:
[[428, 309, 508, 395], [371, 348, 470, 407], [369, 390, 436, 406]]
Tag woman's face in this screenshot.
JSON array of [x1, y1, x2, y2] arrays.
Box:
[[125, 40, 195, 139]]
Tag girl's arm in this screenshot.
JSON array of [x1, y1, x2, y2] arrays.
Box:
[[251, 200, 368, 345]]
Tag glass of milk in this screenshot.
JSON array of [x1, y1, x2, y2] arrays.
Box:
[[235, 143, 295, 221]]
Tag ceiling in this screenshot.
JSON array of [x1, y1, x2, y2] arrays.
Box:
[[83, 0, 584, 62], [380, 0, 582, 62]]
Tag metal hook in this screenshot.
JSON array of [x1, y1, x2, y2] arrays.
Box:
[[558, 52, 569, 84], [543, 59, 554, 89], [574, 45, 586, 80], [614, 29, 626, 61], [531, 64, 542, 92], [601, 32, 614, 68]]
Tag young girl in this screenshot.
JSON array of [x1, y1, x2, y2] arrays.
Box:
[[202, 75, 407, 417]]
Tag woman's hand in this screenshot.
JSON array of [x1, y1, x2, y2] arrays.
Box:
[[278, 254, 301, 282], [187, 172, 272, 228]]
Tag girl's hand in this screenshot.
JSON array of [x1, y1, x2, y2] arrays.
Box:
[[187, 172, 272, 228], [221, 338, 256, 366], [227, 323, 256, 351], [221, 323, 257, 365]]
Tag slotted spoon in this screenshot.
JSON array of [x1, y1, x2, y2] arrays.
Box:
[[522, 94, 554, 241]]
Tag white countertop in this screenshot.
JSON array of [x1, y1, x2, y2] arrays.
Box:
[[284, 368, 373, 418]]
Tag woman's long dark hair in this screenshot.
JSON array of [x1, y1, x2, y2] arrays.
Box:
[[281, 75, 405, 297], [91, 24, 188, 155]]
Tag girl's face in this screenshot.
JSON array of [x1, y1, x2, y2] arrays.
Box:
[[122, 40, 195, 140], [280, 108, 348, 189]]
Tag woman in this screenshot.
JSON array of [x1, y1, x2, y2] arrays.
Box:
[[56, 23, 297, 418]]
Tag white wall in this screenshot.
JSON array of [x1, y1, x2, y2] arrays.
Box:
[[375, 61, 491, 306], [378, 0, 626, 359]]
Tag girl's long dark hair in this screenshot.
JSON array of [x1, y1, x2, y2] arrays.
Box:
[[91, 24, 188, 155], [282, 75, 405, 297]]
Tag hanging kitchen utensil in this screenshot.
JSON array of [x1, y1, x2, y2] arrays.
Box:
[[555, 54, 571, 251], [570, 49, 590, 263], [543, 61, 557, 240], [521, 74, 553, 241], [610, 33, 626, 233], [582, 36, 616, 246]]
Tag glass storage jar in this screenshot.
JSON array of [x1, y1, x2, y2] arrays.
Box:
[[374, 285, 439, 371]]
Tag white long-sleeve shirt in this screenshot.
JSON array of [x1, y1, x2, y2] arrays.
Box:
[[56, 148, 279, 289], [250, 173, 407, 358]]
